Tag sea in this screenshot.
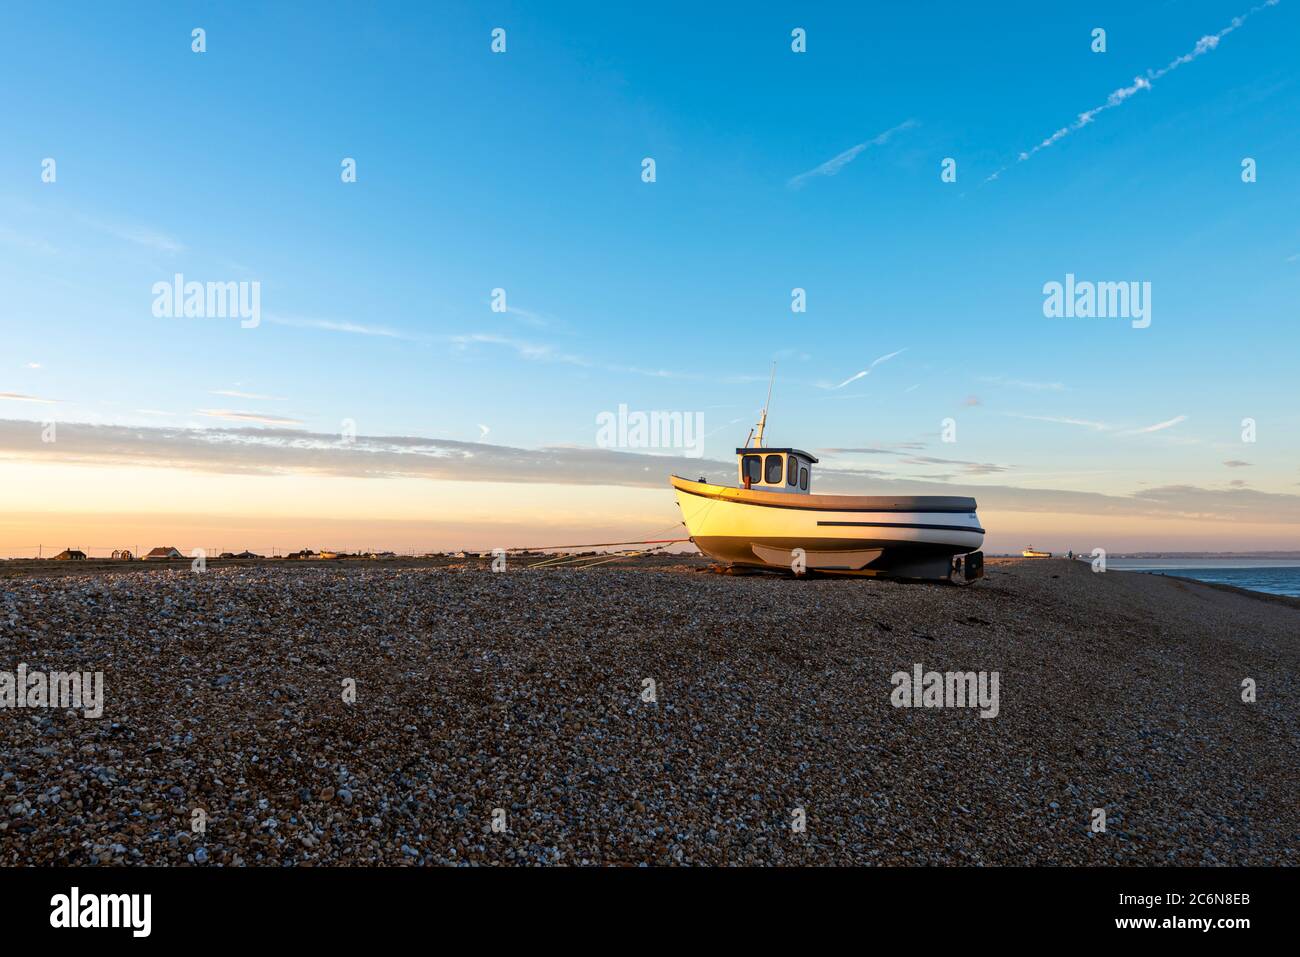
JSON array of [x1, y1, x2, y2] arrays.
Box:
[[1104, 559, 1300, 598]]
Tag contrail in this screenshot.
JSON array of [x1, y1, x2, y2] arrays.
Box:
[[788, 120, 918, 189], [833, 349, 906, 389], [986, 0, 1280, 182], [1123, 414, 1188, 435]]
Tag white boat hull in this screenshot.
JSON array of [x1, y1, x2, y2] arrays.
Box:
[[671, 476, 984, 579]]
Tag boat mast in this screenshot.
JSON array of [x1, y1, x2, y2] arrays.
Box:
[[751, 363, 776, 448]]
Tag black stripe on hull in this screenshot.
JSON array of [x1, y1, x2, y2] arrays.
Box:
[[818, 520, 987, 534]]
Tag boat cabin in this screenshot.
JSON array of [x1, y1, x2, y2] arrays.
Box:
[[736, 447, 819, 494]]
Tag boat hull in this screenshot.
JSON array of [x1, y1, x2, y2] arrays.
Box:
[[671, 476, 984, 579]]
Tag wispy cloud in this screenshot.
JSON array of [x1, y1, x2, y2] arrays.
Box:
[[1007, 413, 1112, 431], [1008, 412, 1192, 438], [978, 375, 1066, 392], [4, 417, 1300, 524], [264, 314, 418, 340], [449, 333, 589, 366], [209, 390, 285, 401], [501, 305, 550, 329], [196, 409, 304, 426], [828, 349, 906, 389], [1122, 414, 1187, 435], [788, 120, 918, 189], [987, 0, 1279, 182], [448, 332, 760, 384], [81, 216, 186, 254], [817, 443, 929, 460], [0, 391, 59, 404], [815, 444, 1009, 477], [900, 454, 1011, 476], [1223, 459, 1252, 467], [0, 226, 58, 255]]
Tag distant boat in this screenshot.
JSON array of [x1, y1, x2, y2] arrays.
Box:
[[669, 371, 984, 582], [1022, 546, 1052, 558]]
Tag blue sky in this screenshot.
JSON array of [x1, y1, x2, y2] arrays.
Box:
[[1, 0, 1298, 550]]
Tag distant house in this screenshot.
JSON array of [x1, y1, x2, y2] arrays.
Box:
[[111, 549, 134, 560], [143, 546, 183, 561], [285, 549, 317, 560], [219, 550, 262, 560], [318, 550, 352, 560], [53, 548, 87, 561], [369, 551, 397, 560]]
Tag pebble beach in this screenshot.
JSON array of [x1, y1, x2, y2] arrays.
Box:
[[1, 557, 1295, 866]]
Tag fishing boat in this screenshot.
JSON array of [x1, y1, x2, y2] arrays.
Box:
[[669, 375, 985, 582], [1021, 546, 1052, 558]]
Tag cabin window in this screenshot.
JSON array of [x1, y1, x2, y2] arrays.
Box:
[[787, 455, 798, 485], [742, 455, 761, 484], [799, 467, 808, 490], [764, 454, 783, 484]]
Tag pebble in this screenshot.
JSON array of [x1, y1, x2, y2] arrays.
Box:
[[0, 558, 1294, 865]]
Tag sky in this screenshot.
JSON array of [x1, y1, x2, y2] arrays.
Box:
[[1, 0, 1298, 556]]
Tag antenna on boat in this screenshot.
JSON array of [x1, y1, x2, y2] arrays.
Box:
[[751, 363, 776, 448]]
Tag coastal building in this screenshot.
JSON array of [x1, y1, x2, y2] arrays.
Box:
[[110, 549, 134, 560], [143, 546, 183, 560], [53, 548, 87, 561]]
